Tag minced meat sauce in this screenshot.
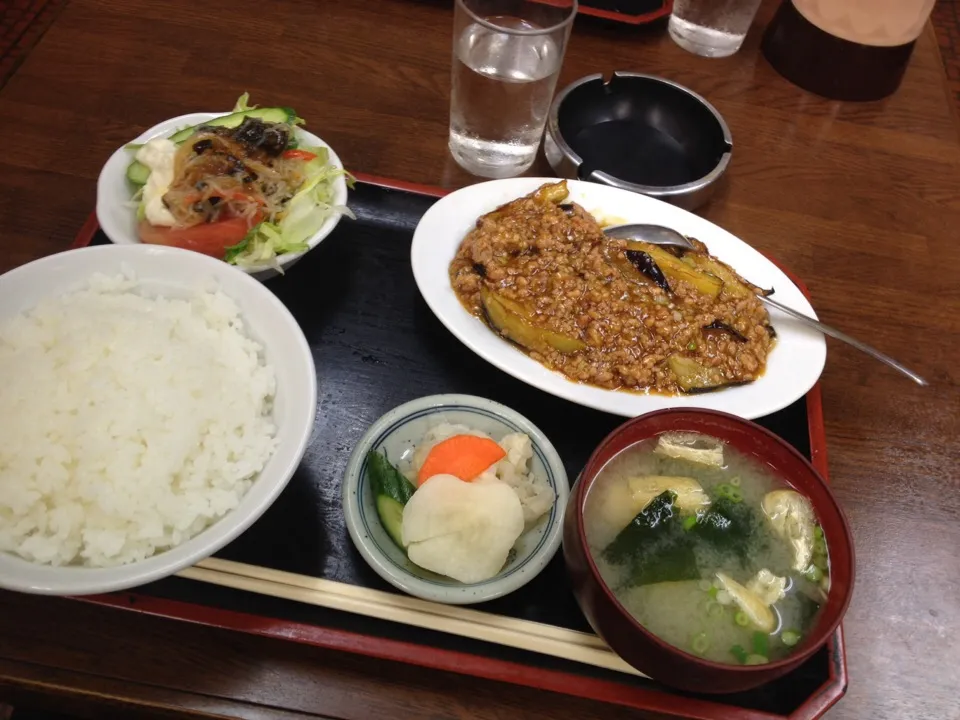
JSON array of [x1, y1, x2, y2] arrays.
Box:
[[449, 182, 775, 395]]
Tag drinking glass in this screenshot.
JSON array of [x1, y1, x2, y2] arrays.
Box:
[[668, 0, 764, 58], [448, 0, 577, 178]]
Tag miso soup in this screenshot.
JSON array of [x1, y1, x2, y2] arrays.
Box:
[[583, 432, 830, 665]]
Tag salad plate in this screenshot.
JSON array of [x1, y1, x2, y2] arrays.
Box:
[[411, 178, 827, 420], [97, 105, 349, 280]]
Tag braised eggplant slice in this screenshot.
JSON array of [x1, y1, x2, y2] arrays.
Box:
[[483, 180, 569, 225], [625, 242, 723, 298], [680, 253, 773, 299], [480, 286, 586, 355], [626, 250, 672, 293], [534, 181, 570, 206], [667, 355, 746, 394], [607, 245, 649, 286], [703, 320, 748, 343]]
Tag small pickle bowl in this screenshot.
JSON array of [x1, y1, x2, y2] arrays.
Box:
[[545, 72, 732, 211], [562, 408, 854, 694], [342, 394, 568, 605]]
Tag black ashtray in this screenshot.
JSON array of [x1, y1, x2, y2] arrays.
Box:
[[544, 72, 732, 210]]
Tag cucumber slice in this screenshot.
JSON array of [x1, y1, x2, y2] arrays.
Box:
[[376, 495, 405, 550], [168, 107, 298, 143], [126, 159, 150, 185]]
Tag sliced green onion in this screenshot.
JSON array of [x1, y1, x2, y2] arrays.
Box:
[[781, 630, 802, 647], [734, 611, 750, 627], [813, 537, 827, 556], [730, 644, 749, 664], [814, 554, 829, 571], [706, 601, 724, 618], [683, 516, 698, 532], [752, 631, 769, 657], [708, 586, 719, 599], [687, 341, 697, 351], [804, 564, 824, 583], [714, 483, 743, 503], [814, 525, 824, 540], [730, 476, 741, 487], [745, 654, 769, 665], [698, 579, 713, 592], [691, 632, 710, 654]]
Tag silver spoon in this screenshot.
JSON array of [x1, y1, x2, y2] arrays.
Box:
[[604, 223, 929, 387]]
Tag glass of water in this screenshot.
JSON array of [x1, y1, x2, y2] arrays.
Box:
[[669, 0, 763, 58], [449, 0, 577, 178]]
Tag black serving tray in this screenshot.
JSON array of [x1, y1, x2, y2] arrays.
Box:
[[74, 176, 846, 720]]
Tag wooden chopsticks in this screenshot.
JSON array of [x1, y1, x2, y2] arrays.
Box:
[[176, 557, 643, 678]]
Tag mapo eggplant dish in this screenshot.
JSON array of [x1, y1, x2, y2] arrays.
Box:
[[449, 182, 776, 395]]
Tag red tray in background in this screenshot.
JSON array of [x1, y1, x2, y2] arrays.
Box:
[[68, 173, 847, 720], [570, 0, 671, 26], [462, 0, 672, 26]]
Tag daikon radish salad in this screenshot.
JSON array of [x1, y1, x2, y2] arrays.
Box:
[[366, 423, 556, 585]]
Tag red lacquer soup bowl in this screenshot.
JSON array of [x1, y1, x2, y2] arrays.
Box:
[[562, 409, 855, 694]]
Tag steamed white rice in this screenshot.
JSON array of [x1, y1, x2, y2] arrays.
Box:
[[405, 423, 555, 526], [0, 273, 278, 567]]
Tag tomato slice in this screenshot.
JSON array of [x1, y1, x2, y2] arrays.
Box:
[[282, 149, 317, 161], [137, 217, 254, 258]]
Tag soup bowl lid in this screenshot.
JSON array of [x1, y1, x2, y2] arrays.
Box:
[[565, 408, 855, 693]]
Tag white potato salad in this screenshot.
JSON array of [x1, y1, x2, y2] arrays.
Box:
[[365, 423, 556, 584]]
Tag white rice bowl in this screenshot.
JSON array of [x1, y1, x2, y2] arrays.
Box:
[[0, 244, 316, 595], [1, 273, 278, 567]]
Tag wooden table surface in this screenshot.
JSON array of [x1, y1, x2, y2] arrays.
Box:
[[1, 1, 958, 718]]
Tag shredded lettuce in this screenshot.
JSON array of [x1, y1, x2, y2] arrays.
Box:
[[225, 222, 308, 270], [224, 144, 351, 270], [235, 92, 306, 126], [278, 146, 350, 244], [232, 92, 256, 112], [126, 186, 147, 220]]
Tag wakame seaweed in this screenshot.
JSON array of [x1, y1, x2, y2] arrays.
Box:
[[602, 491, 699, 587], [795, 590, 823, 628], [694, 494, 763, 561]]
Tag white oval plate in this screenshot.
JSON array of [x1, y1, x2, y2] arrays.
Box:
[[96, 112, 349, 281], [411, 178, 826, 420]]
